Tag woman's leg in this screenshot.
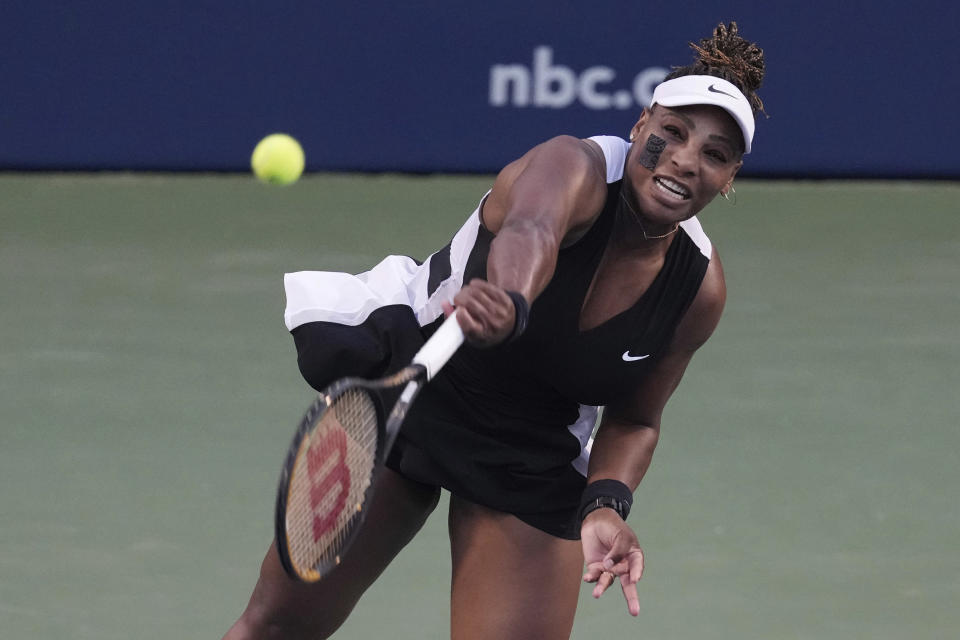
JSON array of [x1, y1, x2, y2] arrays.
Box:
[[223, 468, 441, 640], [448, 496, 584, 640]]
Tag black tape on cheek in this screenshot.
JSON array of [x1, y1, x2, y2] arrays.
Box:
[[637, 133, 666, 170]]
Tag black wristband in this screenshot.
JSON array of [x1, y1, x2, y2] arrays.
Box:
[[578, 479, 633, 523], [504, 290, 529, 342]]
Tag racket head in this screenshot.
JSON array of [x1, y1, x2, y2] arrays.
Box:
[[275, 378, 386, 582]]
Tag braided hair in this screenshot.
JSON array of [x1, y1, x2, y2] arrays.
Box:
[[666, 21, 767, 115]]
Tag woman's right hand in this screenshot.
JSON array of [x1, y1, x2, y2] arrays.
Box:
[[444, 279, 516, 347]]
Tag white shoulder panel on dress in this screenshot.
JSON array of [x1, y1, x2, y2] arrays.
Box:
[[679, 216, 713, 259], [587, 135, 630, 184]]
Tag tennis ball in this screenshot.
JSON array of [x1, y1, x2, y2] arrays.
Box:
[[251, 133, 305, 185]]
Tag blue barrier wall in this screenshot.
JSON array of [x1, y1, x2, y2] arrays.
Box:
[[2, 2, 957, 177]]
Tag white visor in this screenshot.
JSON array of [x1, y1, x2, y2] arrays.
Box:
[[650, 75, 755, 154]]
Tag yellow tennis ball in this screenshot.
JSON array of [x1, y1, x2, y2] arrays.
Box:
[[251, 133, 305, 185]]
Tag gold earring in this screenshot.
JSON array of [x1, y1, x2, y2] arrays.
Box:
[[721, 185, 736, 203]]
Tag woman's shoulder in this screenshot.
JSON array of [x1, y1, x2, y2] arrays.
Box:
[[506, 134, 616, 204], [529, 134, 612, 173], [482, 135, 609, 234]]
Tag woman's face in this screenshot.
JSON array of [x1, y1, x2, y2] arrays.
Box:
[[624, 104, 744, 226]]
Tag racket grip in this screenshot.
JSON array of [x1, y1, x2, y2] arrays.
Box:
[[413, 311, 465, 380]]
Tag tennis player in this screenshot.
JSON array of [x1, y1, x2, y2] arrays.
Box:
[[224, 21, 766, 640]]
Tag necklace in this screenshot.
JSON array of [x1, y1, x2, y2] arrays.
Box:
[[619, 191, 679, 240]]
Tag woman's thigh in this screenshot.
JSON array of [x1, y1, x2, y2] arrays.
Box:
[[224, 468, 441, 640], [448, 496, 584, 640]]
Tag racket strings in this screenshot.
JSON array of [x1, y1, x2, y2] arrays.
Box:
[[285, 387, 378, 579]]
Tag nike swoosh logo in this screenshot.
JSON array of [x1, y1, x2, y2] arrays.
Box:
[[622, 351, 650, 362], [708, 84, 737, 99]]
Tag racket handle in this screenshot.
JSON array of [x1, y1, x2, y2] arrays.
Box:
[[413, 311, 465, 380]]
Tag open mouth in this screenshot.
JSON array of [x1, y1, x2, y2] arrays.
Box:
[[654, 177, 691, 200]]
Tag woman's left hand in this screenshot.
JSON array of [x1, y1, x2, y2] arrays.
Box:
[[581, 507, 645, 616]]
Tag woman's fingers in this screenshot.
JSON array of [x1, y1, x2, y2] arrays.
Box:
[[591, 570, 618, 598], [619, 573, 640, 616], [583, 547, 645, 616]]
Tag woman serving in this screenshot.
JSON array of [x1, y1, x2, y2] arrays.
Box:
[[225, 21, 766, 640]]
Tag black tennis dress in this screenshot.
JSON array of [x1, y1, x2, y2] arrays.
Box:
[[283, 136, 713, 539]]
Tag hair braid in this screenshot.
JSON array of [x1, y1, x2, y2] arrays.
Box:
[[666, 21, 767, 115]]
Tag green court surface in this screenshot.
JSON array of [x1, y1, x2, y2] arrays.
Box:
[[1, 174, 957, 639]]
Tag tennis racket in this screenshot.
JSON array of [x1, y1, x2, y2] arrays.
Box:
[[275, 312, 464, 582]]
